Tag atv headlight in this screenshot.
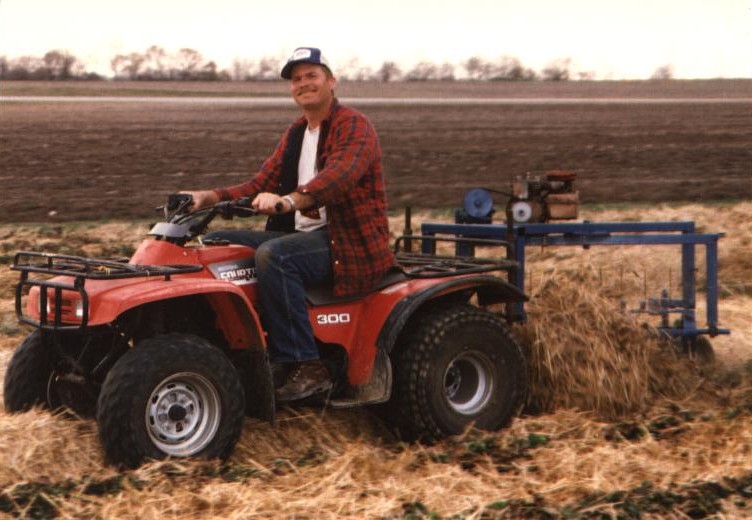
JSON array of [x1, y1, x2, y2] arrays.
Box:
[[35, 290, 85, 323], [74, 300, 85, 319]]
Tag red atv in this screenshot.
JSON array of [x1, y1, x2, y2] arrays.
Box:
[[5, 195, 528, 467]]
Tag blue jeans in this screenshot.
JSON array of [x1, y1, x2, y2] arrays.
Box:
[[206, 228, 332, 363]]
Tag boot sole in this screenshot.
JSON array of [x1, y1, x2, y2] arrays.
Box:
[[275, 381, 333, 403]]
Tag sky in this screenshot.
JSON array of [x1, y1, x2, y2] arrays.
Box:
[[0, 0, 750, 80]]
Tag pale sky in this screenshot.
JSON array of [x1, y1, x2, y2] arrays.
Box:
[[0, 0, 750, 79]]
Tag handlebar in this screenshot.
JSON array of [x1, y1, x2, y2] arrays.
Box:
[[152, 195, 260, 245]]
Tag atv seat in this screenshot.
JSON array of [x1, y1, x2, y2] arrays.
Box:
[[305, 268, 408, 306]]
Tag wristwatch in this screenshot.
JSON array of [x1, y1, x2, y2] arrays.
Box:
[[282, 195, 297, 212]]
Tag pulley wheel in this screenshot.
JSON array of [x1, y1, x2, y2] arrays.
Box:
[[511, 201, 533, 223], [463, 188, 494, 218]]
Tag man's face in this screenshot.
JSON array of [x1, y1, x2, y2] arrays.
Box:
[[289, 63, 336, 111]]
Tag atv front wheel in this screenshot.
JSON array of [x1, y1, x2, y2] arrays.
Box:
[[4, 330, 55, 412], [96, 334, 245, 468], [389, 304, 527, 442]]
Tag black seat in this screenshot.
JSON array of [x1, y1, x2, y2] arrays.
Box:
[[305, 268, 408, 306]]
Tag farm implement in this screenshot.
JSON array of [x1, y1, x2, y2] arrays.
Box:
[[442, 172, 728, 354]]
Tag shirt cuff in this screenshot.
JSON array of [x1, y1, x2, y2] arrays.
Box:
[[213, 188, 231, 201]]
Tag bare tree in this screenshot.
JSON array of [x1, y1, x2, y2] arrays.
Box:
[[231, 58, 252, 81], [377, 61, 401, 82], [244, 56, 281, 80], [464, 56, 486, 80], [651, 65, 674, 80], [111, 53, 145, 80], [198, 61, 218, 81], [346, 60, 375, 81], [43, 50, 77, 80], [489, 56, 536, 81], [436, 62, 456, 81], [542, 58, 572, 81], [405, 61, 438, 81], [143, 45, 167, 79], [173, 48, 203, 80]]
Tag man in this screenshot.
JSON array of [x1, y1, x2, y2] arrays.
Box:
[[185, 47, 397, 402]]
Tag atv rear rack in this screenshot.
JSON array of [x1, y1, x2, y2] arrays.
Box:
[[11, 252, 202, 330], [394, 235, 517, 277]]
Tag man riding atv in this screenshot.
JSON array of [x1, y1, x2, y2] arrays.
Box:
[[184, 47, 397, 402], [6, 47, 528, 468]]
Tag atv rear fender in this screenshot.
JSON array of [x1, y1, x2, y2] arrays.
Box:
[[376, 275, 526, 355]]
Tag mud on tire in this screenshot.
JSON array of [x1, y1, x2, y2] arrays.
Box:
[[388, 304, 527, 442], [96, 333, 245, 468]]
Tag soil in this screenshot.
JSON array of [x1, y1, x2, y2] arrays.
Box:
[[0, 80, 750, 223]]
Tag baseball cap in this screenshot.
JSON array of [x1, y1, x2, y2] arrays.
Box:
[[280, 47, 332, 79]]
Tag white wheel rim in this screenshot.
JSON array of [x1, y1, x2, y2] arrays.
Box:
[[146, 372, 221, 457], [444, 352, 494, 415]]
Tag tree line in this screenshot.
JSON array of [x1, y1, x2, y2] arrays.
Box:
[[0, 46, 674, 82]]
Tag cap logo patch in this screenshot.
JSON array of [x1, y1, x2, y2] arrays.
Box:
[[292, 48, 312, 60]]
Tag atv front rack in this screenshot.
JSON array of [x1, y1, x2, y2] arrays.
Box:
[[11, 252, 203, 330]]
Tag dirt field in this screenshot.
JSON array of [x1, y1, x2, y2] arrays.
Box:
[[1, 80, 750, 223]]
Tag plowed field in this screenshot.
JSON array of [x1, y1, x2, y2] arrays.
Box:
[[1, 80, 750, 222]]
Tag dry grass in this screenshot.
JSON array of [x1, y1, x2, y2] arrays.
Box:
[[517, 274, 702, 419], [1, 202, 751, 518]]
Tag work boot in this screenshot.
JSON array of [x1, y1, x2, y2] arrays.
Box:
[[275, 360, 332, 402]]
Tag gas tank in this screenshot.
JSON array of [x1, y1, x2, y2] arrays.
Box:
[[131, 239, 259, 300]]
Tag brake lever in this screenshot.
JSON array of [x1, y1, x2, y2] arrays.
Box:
[[232, 201, 258, 217], [160, 193, 194, 220], [216, 200, 235, 220], [216, 198, 259, 219]]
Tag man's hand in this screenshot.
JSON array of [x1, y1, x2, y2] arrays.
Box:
[[252, 192, 290, 214], [180, 190, 220, 210]]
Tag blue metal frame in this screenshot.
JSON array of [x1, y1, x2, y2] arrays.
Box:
[[420, 220, 729, 339]]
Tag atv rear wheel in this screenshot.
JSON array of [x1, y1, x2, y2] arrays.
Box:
[[388, 304, 527, 442], [4, 330, 55, 412], [96, 333, 245, 468]]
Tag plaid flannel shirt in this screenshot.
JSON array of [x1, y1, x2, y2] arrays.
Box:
[[214, 100, 398, 297]]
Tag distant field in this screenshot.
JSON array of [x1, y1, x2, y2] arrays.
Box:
[[2, 78, 752, 98], [0, 80, 750, 223]]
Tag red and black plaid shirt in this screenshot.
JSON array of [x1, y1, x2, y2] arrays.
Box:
[[215, 100, 398, 297]]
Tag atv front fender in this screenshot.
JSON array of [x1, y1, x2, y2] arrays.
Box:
[[376, 275, 526, 354], [88, 278, 264, 349]]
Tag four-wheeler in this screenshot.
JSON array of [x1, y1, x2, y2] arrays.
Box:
[[4, 195, 529, 468]]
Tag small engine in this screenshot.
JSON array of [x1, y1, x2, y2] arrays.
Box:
[[456, 171, 579, 225], [508, 171, 579, 223]]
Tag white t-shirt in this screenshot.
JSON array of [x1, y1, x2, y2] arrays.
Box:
[[295, 126, 327, 231]]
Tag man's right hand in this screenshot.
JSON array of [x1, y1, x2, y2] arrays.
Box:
[[180, 190, 220, 210]]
